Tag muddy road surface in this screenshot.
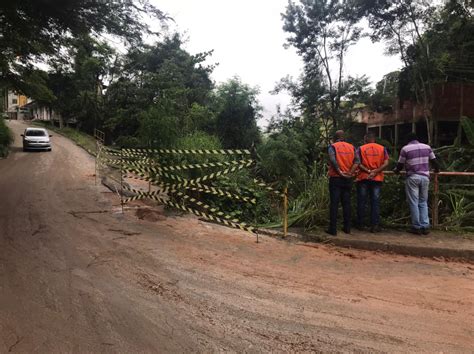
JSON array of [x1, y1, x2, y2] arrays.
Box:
[[0, 120, 473, 352]]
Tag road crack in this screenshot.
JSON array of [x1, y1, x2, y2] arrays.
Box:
[[8, 335, 22, 352]]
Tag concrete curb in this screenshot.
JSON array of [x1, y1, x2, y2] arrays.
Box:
[[258, 228, 474, 262]]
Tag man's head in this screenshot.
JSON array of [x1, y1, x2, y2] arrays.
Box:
[[406, 132, 418, 142], [364, 132, 376, 143], [334, 130, 345, 141]]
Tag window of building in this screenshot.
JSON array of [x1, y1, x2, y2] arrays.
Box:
[[12, 98, 17, 104]]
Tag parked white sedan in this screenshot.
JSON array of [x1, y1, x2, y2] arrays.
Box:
[[21, 127, 52, 152]]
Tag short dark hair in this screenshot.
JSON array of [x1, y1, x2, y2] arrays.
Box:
[[365, 132, 376, 141], [334, 130, 345, 140], [407, 132, 418, 142]]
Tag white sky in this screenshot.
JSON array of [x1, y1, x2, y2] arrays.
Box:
[[150, 0, 402, 125]]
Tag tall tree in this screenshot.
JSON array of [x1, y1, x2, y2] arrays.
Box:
[[351, 0, 438, 143], [0, 0, 166, 92], [369, 71, 400, 112], [214, 77, 261, 149], [44, 35, 114, 131], [103, 34, 215, 145], [281, 0, 369, 138]]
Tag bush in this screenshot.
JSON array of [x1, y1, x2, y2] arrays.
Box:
[[287, 164, 329, 229], [257, 129, 308, 185], [0, 118, 13, 157]]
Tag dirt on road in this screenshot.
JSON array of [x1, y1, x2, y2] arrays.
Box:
[[0, 120, 473, 353]]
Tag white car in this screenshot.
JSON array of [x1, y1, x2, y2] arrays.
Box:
[[21, 127, 52, 152]]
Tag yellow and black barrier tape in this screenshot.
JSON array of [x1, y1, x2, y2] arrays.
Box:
[[121, 159, 251, 172], [172, 191, 245, 225], [180, 184, 256, 204], [253, 178, 285, 197], [155, 159, 253, 172], [122, 148, 251, 155], [123, 175, 257, 205], [123, 160, 254, 184], [124, 193, 255, 234], [122, 159, 158, 169], [122, 184, 176, 199]]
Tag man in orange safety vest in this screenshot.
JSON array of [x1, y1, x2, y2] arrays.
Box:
[[326, 130, 360, 236], [355, 132, 389, 233]]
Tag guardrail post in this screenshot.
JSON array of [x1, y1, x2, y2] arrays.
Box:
[[432, 173, 439, 227], [283, 186, 288, 237]]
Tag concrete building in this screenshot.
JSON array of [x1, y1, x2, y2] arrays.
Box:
[[355, 82, 474, 150], [2, 90, 62, 123], [23, 101, 62, 122], [2, 90, 31, 120]]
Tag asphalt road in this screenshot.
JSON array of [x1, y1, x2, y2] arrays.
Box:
[[0, 120, 473, 353]]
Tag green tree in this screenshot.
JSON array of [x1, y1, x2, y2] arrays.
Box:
[[104, 34, 215, 144], [0, 0, 166, 91], [281, 0, 370, 138], [351, 0, 440, 143], [369, 71, 400, 112], [257, 128, 308, 183], [214, 77, 261, 149], [43, 35, 114, 131]]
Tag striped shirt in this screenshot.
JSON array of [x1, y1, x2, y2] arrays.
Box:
[[398, 140, 436, 177]]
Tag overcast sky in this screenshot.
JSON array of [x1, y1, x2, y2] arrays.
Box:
[[150, 0, 402, 125]]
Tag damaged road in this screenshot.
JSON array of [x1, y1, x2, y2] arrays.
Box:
[[0, 120, 473, 352]]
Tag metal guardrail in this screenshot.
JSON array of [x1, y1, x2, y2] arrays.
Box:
[[384, 171, 474, 226]]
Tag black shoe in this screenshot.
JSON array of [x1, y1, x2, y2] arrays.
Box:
[[370, 225, 382, 233], [422, 228, 430, 235], [325, 229, 337, 236], [342, 227, 351, 234], [408, 228, 422, 235]]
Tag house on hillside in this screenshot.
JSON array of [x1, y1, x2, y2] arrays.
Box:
[[2, 90, 63, 123], [354, 82, 474, 150], [2, 90, 31, 120], [23, 100, 62, 122]]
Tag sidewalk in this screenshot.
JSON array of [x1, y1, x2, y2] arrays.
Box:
[[261, 227, 474, 262]]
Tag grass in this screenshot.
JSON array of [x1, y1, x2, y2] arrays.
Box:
[[32, 121, 97, 156], [0, 118, 13, 158]]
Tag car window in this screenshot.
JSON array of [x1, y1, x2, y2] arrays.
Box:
[[25, 130, 47, 137]]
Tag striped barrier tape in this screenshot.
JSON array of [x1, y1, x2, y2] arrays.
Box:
[[123, 175, 257, 205], [171, 191, 245, 224], [253, 178, 285, 197], [124, 193, 256, 234], [123, 186, 245, 225], [124, 160, 254, 184], [122, 148, 251, 155], [122, 184, 174, 200], [95, 146, 281, 235], [120, 159, 250, 172], [154, 159, 253, 172], [100, 146, 251, 157]]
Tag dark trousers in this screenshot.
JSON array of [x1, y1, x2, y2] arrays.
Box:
[[328, 177, 353, 233], [356, 180, 382, 227]]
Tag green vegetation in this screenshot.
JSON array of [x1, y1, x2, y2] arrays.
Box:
[[2, 0, 473, 231], [0, 118, 13, 158], [33, 121, 97, 156]]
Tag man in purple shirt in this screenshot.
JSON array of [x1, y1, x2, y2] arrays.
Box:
[[394, 132, 440, 235]]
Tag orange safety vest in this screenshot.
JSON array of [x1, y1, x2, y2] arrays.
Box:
[[328, 141, 355, 177], [356, 143, 386, 182]]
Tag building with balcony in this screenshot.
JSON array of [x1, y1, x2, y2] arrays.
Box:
[[354, 82, 474, 150]]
